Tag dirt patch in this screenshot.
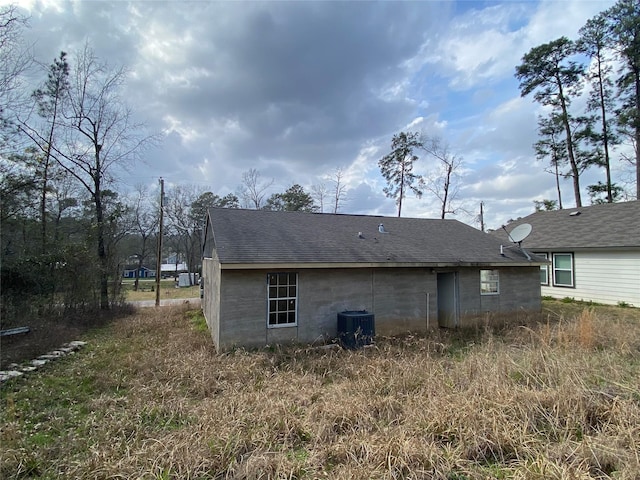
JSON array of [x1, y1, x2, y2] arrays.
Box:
[[0, 306, 134, 370], [1, 321, 87, 370]]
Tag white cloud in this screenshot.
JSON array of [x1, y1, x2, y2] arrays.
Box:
[[408, 0, 615, 91], [14, 0, 631, 229]]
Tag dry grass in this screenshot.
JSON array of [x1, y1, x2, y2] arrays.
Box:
[[1, 301, 639, 479]]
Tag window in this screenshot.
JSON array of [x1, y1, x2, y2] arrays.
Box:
[[480, 269, 499, 295], [553, 253, 574, 287], [267, 273, 297, 327], [538, 253, 549, 285]]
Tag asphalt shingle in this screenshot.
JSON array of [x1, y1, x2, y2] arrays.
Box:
[[495, 201, 640, 250], [206, 208, 538, 266]]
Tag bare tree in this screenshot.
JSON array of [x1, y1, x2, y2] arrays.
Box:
[[330, 167, 348, 214], [420, 135, 463, 219], [48, 172, 80, 245], [129, 184, 159, 291], [312, 167, 348, 214], [164, 184, 204, 284], [239, 168, 273, 209], [20, 43, 156, 309], [311, 182, 328, 213], [0, 5, 33, 152]]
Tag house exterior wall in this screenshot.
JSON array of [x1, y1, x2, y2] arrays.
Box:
[[299, 269, 376, 343], [204, 264, 542, 351], [202, 256, 221, 347], [538, 249, 640, 306], [371, 268, 436, 333], [458, 267, 542, 326]]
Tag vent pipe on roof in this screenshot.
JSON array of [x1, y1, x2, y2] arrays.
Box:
[[378, 223, 387, 233]]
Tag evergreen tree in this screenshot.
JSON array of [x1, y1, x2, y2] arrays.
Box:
[[378, 131, 423, 217], [605, 0, 640, 198], [578, 16, 619, 203], [516, 37, 588, 207]]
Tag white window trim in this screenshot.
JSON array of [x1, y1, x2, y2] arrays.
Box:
[[267, 272, 298, 328], [480, 269, 500, 295], [552, 253, 574, 288]]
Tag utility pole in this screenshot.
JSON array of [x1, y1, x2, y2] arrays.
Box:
[[479, 201, 485, 232], [155, 177, 164, 307]]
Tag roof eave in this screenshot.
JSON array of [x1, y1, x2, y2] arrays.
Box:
[[218, 261, 543, 270], [527, 245, 639, 251]]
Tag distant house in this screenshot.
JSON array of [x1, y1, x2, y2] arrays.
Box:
[[201, 208, 544, 351], [122, 266, 155, 279], [160, 262, 188, 278], [496, 201, 640, 306]]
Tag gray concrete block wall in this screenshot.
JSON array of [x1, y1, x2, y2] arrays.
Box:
[[219, 270, 274, 349], [201, 257, 221, 348], [207, 264, 541, 350], [372, 268, 438, 334], [216, 268, 376, 348], [498, 267, 542, 311], [214, 267, 442, 350], [298, 269, 374, 343], [458, 267, 541, 326]]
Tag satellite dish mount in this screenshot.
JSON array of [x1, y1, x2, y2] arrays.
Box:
[[501, 223, 533, 260]]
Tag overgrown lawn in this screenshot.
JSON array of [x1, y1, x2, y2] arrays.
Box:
[[1, 301, 639, 479], [121, 279, 199, 302]]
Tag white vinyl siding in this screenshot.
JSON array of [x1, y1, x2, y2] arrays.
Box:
[[541, 250, 640, 306]]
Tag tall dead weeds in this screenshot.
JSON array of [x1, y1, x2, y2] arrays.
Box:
[[1, 302, 639, 479]]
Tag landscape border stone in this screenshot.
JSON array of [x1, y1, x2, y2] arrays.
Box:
[[0, 340, 87, 384]]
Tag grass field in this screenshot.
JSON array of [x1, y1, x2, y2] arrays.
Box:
[[1, 301, 639, 479], [121, 279, 200, 301]]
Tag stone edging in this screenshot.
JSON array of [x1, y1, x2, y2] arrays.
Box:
[[0, 341, 87, 384]]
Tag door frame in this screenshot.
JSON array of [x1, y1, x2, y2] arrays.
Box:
[[437, 271, 459, 328]]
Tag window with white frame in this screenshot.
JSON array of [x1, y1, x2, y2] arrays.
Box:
[[553, 253, 574, 287], [267, 272, 297, 327], [480, 269, 499, 295], [538, 253, 549, 285]]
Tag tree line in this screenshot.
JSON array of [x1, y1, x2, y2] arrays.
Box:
[[2, 1, 638, 325], [379, 0, 640, 218], [0, 5, 350, 322], [516, 0, 639, 209]]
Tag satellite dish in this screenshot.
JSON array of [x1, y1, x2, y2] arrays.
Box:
[[509, 223, 532, 243]]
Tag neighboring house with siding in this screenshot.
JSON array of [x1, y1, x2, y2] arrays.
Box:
[[201, 208, 545, 351], [122, 266, 155, 279], [497, 201, 640, 307]]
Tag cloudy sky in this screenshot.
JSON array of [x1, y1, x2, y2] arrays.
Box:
[[13, 0, 631, 229]]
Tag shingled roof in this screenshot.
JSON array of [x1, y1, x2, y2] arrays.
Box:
[[495, 201, 640, 250], [204, 208, 539, 267]]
